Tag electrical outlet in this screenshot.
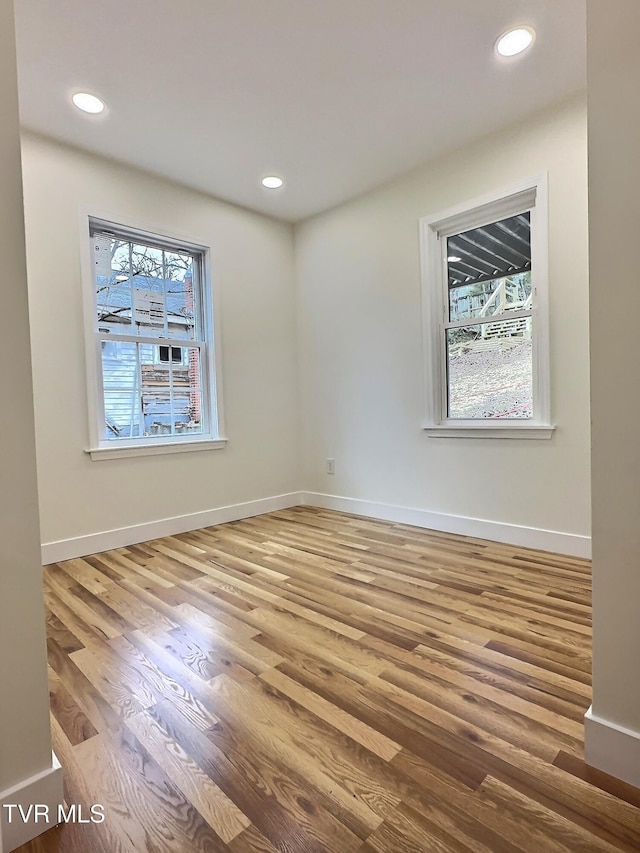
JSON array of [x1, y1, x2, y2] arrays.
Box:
[[326, 458, 335, 475]]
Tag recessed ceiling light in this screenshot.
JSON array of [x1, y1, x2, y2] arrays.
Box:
[[262, 176, 283, 189], [496, 27, 535, 58], [72, 92, 105, 114], [448, 256, 462, 263]]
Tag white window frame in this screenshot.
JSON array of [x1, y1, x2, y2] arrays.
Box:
[[80, 212, 226, 460], [419, 175, 554, 439]]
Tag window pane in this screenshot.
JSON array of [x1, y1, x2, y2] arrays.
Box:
[[182, 348, 204, 433], [131, 243, 163, 280], [101, 341, 139, 438], [110, 240, 130, 275], [95, 237, 132, 333], [446, 320, 532, 419], [103, 390, 140, 438], [447, 212, 531, 322], [130, 244, 165, 335], [102, 342, 204, 439], [141, 346, 204, 437], [448, 272, 532, 321], [102, 340, 138, 392], [164, 251, 197, 341]]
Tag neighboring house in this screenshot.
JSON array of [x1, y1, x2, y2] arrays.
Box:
[[97, 271, 201, 437]]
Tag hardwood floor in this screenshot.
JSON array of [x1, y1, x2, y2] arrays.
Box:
[[15, 507, 640, 852]]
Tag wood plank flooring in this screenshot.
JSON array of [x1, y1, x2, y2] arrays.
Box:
[[15, 507, 640, 852]]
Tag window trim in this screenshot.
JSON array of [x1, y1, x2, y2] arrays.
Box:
[[419, 175, 554, 439], [79, 209, 226, 458]]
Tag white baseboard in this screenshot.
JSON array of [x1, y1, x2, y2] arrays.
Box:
[[41, 488, 590, 564], [301, 492, 591, 558], [41, 492, 304, 565], [585, 706, 640, 788], [0, 753, 63, 853]]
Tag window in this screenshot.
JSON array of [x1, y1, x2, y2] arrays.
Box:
[[420, 177, 553, 438], [158, 345, 184, 364], [83, 217, 225, 458]]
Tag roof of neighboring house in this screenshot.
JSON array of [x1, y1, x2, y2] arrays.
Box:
[[96, 274, 193, 328]]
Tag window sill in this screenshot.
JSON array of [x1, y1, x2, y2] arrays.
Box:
[[423, 424, 555, 439], [85, 437, 228, 461]]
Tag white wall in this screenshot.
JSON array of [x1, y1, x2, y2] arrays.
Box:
[[0, 4, 51, 793], [0, 4, 61, 850], [585, 0, 640, 787], [295, 95, 590, 552], [21, 133, 301, 551], [21, 97, 590, 558]]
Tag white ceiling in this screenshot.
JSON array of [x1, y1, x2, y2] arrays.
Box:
[[13, 0, 586, 223]]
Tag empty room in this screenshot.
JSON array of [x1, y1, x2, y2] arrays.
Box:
[[2, 1, 640, 851]]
